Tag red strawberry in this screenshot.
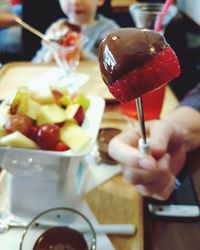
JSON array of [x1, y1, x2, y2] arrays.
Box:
[[108, 47, 181, 103]]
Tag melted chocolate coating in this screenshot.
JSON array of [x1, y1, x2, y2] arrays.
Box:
[[33, 227, 88, 250], [98, 28, 168, 85]]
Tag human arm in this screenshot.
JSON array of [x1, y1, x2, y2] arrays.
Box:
[[108, 85, 200, 200], [0, 12, 17, 28]]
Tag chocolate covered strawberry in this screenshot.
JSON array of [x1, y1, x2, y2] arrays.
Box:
[[98, 28, 180, 103]]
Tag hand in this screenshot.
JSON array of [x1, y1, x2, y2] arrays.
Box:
[[108, 120, 187, 200], [0, 12, 18, 28]]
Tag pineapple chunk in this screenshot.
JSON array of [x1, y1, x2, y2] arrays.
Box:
[[29, 87, 54, 104], [10, 88, 29, 114], [25, 99, 41, 120], [73, 93, 90, 111], [37, 103, 67, 126], [60, 123, 91, 151], [0, 131, 38, 149]]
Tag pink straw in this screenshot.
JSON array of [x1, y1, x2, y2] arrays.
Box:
[[154, 0, 174, 32]]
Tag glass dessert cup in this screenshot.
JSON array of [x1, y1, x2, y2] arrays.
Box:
[[20, 207, 96, 250], [129, 2, 177, 33], [51, 42, 81, 78], [120, 3, 177, 120]]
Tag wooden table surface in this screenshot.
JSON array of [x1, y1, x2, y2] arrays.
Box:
[[0, 61, 181, 250]]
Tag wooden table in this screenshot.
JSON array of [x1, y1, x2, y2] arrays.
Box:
[[0, 61, 179, 250]]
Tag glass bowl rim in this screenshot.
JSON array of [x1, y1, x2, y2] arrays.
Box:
[[129, 3, 164, 15], [19, 206, 97, 250]]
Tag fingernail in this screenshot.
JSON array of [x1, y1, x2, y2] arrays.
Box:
[[138, 158, 155, 170]]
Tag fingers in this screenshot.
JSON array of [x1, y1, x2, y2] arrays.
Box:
[[136, 175, 176, 200], [123, 153, 176, 200], [147, 120, 174, 158], [151, 176, 176, 200], [123, 153, 169, 185], [108, 127, 180, 200], [108, 129, 141, 166]]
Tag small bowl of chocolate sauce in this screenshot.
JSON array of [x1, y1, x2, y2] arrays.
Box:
[[20, 207, 96, 250], [97, 128, 122, 165]]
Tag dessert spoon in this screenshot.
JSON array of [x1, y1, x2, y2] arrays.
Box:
[[0, 220, 136, 235], [14, 16, 50, 43]]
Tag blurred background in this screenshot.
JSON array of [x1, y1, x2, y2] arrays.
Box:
[[0, 0, 200, 100]]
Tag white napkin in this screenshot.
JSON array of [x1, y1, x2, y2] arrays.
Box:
[[77, 156, 122, 194], [27, 67, 90, 95]]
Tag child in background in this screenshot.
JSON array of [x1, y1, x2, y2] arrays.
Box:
[[33, 0, 119, 62]]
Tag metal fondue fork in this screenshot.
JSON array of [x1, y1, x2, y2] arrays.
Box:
[[135, 97, 150, 154]]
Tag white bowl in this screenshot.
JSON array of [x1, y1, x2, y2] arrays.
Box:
[[0, 95, 105, 218], [0, 95, 105, 174]]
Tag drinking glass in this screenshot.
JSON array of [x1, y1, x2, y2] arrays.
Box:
[[120, 3, 176, 120], [20, 207, 96, 250]]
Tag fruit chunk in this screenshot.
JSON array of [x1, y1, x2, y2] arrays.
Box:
[[37, 104, 67, 126], [57, 94, 72, 107], [25, 99, 41, 120], [65, 104, 84, 125], [10, 88, 29, 114], [36, 124, 60, 150], [99, 28, 181, 103], [29, 87, 54, 104], [0, 131, 38, 149], [5, 114, 33, 135], [0, 128, 6, 138], [73, 93, 90, 111], [51, 90, 63, 101], [60, 123, 91, 151]]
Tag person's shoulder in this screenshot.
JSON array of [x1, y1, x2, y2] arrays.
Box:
[[97, 14, 119, 29]]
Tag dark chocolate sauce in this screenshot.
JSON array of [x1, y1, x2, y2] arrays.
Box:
[[97, 128, 121, 165], [33, 227, 88, 250], [98, 28, 168, 85]]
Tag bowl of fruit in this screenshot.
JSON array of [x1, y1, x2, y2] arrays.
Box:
[[0, 85, 105, 173]]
